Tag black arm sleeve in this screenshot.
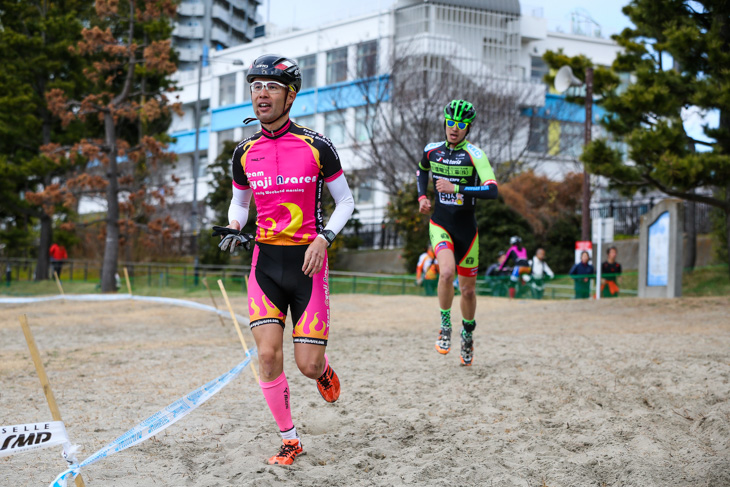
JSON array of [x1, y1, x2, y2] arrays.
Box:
[[416, 167, 430, 198]]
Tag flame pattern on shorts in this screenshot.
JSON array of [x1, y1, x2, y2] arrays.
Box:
[[249, 287, 285, 326], [293, 309, 329, 344]]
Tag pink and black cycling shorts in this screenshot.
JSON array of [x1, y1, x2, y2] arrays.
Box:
[[247, 243, 330, 346]]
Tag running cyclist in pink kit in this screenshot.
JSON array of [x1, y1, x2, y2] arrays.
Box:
[[219, 54, 354, 465]]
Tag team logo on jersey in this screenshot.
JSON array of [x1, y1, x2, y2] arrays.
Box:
[[248, 173, 315, 190], [466, 143, 483, 158], [465, 257, 474, 265], [424, 142, 441, 151]]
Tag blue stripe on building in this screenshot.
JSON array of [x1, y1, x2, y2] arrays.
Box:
[[522, 93, 605, 123], [168, 128, 209, 154], [169, 75, 390, 153]]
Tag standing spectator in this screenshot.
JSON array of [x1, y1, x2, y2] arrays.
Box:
[[416, 244, 439, 296], [49, 243, 68, 279], [569, 251, 594, 299], [601, 246, 622, 298], [530, 248, 554, 299]]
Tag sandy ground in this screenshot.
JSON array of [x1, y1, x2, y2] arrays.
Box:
[[1, 294, 729, 487]]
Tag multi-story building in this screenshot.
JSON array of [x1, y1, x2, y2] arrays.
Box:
[[167, 0, 622, 245], [174, 0, 261, 71]]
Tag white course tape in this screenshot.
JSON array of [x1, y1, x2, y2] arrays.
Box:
[[0, 422, 72, 458], [49, 348, 257, 487], [0, 294, 249, 325]]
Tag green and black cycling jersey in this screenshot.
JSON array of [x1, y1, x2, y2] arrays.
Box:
[[416, 139, 498, 227]]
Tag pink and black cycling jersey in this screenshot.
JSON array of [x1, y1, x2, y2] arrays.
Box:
[[231, 120, 343, 345], [231, 119, 343, 246], [499, 245, 529, 271]]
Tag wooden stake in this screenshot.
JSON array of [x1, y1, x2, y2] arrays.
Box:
[[217, 279, 259, 383], [53, 271, 65, 299], [123, 267, 133, 296], [203, 278, 227, 327], [19, 315, 85, 487], [244, 274, 249, 292]]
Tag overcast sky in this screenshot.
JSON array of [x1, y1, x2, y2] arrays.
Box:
[[259, 0, 633, 38]]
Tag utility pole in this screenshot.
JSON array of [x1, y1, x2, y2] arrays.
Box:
[[582, 66, 593, 241]]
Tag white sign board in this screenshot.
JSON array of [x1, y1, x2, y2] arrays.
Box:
[[647, 212, 670, 287], [592, 217, 614, 243]]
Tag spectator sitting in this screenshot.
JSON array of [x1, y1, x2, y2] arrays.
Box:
[[485, 251, 507, 277], [601, 246, 622, 298], [569, 251, 594, 299]]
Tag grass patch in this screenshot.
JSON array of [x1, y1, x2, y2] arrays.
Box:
[[682, 265, 730, 297]]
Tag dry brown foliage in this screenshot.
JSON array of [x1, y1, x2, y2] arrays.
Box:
[[500, 170, 583, 236]]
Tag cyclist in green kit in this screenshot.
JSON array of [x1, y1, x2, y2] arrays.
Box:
[[416, 100, 499, 366]]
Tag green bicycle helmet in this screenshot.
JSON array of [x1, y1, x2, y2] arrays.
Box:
[[444, 99, 476, 124]]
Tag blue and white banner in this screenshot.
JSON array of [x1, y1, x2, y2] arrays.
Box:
[[0, 294, 249, 324], [49, 349, 257, 487], [0, 422, 71, 458]]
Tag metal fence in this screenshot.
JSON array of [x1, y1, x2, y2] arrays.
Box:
[[591, 199, 715, 236], [1, 257, 641, 300]]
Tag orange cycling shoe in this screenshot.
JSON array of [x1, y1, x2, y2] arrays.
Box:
[[316, 365, 340, 403], [268, 438, 305, 465], [435, 327, 451, 354]]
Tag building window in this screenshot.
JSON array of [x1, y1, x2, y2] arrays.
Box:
[[196, 156, 208, 178], [243, 70, 251, 101], [198, 103, 210, 128], [355, 179, 375, 205], [559, 122, 583, 157], [299, 54, 317, 91], [219, 73, 236, 106], [324, 110, 346, 145], [531, 56, 548, 83], [294, 114, 316, 131], [527, 117, 547, 153], [355, 106, 375, 142], [217, 129, 235, 156], [356, 41, 378, 78], [326, 47, 348, 84]]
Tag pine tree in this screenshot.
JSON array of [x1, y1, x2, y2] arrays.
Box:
[[580, 0, 730, 268], [0, 0, 91, 277], [43, 0, 181, 291]]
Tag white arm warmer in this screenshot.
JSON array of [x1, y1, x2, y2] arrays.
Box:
[[228, 186, 252, 228], [324, 174, 355, 235]]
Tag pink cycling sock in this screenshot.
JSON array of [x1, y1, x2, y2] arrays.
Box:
[[260, 371, 294, 432]]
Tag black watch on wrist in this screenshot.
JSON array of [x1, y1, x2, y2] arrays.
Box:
[[319, 230, 336, 247]]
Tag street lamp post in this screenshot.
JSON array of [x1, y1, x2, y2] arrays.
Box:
[[191, 54, 244, 285], [192, 54, 204, 284]]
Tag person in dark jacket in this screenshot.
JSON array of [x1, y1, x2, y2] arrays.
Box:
[[569, 251, 594, 299], [601, 246, 622, 298]]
